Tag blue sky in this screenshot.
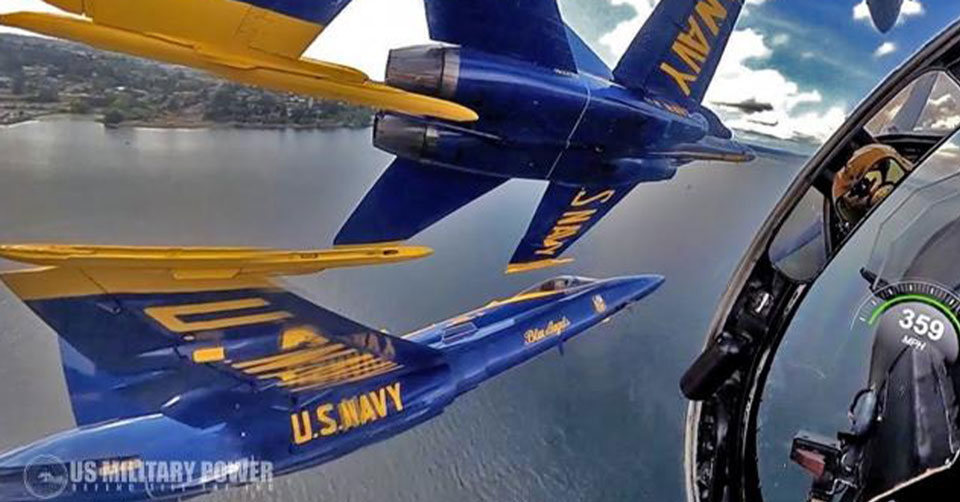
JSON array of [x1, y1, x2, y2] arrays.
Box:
[[3, 0, 960, 144]]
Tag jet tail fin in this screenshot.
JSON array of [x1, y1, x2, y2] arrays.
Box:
[[867, 0, 904, 33], [612, 0, 744, 103], [507, 183, 639, 274]]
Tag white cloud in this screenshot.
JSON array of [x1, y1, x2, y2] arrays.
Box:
[[0, 0, 64, 36], [0, 0, 59, 14], [598, 0, 658, 65], [704, 29, 846, 142], [598, 0, 767, 65], [306, 0, 430, 80], [852, 0, 869, 19], [853, 0, 924, 27], [874, 41, 896, 57], [598, 0, 842, 143], [770, 33, 790, 46], [902, 0, 925, 16], [932, 115, 960, 131]]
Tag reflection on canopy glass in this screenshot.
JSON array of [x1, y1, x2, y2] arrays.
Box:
[[865, 71, 960, 137], [768, 188, 827, 282], [757, 130, 960, 501]]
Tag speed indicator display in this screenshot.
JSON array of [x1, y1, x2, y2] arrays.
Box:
[[856, 281, 960, 363]]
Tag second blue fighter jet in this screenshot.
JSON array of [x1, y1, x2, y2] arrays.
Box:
[[336, 0, 754, 274], [0, 244, 661, 502]]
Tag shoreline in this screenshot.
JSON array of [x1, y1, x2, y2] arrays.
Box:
[[2, 112, 371, 132]]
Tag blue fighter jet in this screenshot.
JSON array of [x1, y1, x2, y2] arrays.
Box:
[[867, 0, 904, 33], [336, 0, 755, 274], [0, 244, 662, 502]]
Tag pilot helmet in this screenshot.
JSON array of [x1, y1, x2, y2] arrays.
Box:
[[832, 144, 913, 224]]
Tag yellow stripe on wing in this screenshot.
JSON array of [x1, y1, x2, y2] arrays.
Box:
[[0, 244, 433, 300], [144, 298, 292, 333]]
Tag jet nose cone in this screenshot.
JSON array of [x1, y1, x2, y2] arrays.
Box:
[[624, 274, 665, 302], [600, 274, 664, 310]]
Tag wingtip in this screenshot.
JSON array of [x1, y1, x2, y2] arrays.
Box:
[[446, 106, 480, 123], [0, 10, 74, 26], [0, 11, 29, 26], [414, 100, 478, 123], [332, 242, 433, 262]]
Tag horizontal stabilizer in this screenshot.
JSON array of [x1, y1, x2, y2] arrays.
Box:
[[648, 136, 754, 163], [336, 158, 507, 245], [0, 244, 441, 426], [507, 183, 639, 274], [613, 0, 744, 103], [0, 7, 477, 121]]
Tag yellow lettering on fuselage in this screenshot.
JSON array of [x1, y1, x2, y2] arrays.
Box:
[[535, 189, 617, 257], [289, 382, 404, 446], [523, 317, 571, 345], [659, 0, 732, 96]]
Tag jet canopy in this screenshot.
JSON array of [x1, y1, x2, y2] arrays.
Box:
[[520, 276, 597, 295]]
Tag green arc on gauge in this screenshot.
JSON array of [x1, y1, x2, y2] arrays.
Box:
[[868, 294, 960, 332]]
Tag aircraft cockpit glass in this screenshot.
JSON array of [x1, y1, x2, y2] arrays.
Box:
[[686, 20, 960, 502], [768, 188, 828, 282], [864, 133, 960, 290], [768, 70, 960, 283], [831, 143, 913, 224], [757, 124, 960, 502], [522, 276, 597, 295], [865, 71, 960, 140]]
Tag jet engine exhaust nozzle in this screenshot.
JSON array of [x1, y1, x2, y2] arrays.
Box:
[[374, 114, 479, 161], [373, 114, 436, 159], [386, 44, 461, 100]]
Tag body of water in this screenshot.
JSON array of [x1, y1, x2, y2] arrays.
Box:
[[0, 118, 804, 502]]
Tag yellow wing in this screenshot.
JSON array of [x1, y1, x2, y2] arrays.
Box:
[[0, 243, 432, 285], [0, 243, 438, 404], [0, 0, 478, 122]]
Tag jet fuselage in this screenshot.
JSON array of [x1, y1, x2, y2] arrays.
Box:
[[375, 45, 753, 188], [0, 275, 662, 502]]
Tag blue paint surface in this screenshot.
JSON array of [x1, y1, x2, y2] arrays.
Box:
[[0, 274, 662, 502], [337, 0, 754, 269]]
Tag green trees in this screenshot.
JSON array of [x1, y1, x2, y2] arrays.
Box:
[[0, 34, 376, 129], [103, 109, 124, 126], [11, 74, 25, 95], [33, 85, 59, 103]]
